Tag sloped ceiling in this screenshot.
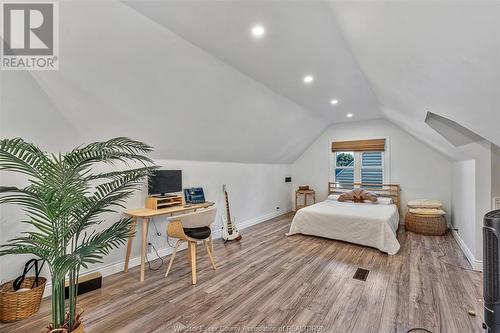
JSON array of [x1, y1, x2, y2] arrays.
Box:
[[0, 1, 328, 163], [124, 0, 381, 123], [329, 1, 500, 159], [1, 1, 498, 163]]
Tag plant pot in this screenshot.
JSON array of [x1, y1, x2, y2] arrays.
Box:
[[44, 319, 85, 333], [72, 322, 85, 333]]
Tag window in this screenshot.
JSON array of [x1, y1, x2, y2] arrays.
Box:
[[335, 152, 354, 186], [331, 139, 387, 186], [332, 151, 385, 185]]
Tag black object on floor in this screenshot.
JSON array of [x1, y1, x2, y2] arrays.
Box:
[[353, 268, 370, 281], [64, 272, 102, 299]]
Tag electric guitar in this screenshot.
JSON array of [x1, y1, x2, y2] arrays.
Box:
[[221, 184, 242, 242]]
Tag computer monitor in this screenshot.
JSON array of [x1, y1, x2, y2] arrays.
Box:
[[148, 170, 182, 196]]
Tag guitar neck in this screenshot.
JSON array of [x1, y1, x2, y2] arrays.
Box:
[[224, 190, 232, 222]]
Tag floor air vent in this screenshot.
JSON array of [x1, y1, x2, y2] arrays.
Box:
[[353, 268, 369, 281]]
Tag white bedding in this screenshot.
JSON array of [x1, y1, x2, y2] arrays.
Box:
[[287, 199, 400, 255]]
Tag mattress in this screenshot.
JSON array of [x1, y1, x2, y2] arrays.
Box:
[[287, 199, 401, 255]]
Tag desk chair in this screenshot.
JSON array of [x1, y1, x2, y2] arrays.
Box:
[[165, 207, 217, 284]]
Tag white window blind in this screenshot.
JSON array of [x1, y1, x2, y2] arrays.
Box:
[[332, 148, 386, 185], [361, 152, 383, 185]]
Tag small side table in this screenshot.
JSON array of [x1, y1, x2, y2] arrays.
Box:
[[295, 189, 316, 211]]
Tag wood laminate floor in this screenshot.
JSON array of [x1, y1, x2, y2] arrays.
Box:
[[0, 213, 484, 333]]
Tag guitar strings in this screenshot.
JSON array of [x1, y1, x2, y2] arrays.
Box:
[[222, 185, 239, 241]]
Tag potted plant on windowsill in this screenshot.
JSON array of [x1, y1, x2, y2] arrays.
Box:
[[0, 137, 156, 332]]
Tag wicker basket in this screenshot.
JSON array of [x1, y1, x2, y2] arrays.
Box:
[[0, 276, 46, 322], [405, 212, 447, 236]]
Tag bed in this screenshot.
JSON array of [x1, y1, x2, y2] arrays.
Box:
[[287, 183, 401, 255]]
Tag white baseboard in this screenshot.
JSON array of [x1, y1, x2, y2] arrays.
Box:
[[43, 207, 291, 297], [451, 229, 482, 272]]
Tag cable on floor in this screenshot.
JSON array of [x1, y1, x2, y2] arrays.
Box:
[[405, 231, 482, 333], [437, 251, 478, 272], [437, 236, 480, 272], [143, 218, 165, 270], [145, 243, 164, 271], [152, 217, 177, 248]]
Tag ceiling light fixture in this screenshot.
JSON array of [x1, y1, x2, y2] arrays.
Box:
[[330, 99, 339, 105], [251, 25, 265, 38], [346, 113, 353, 118], [303, 75, 314, 84]]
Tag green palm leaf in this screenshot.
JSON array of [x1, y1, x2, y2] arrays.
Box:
[[0, 137, 156, 331], [0, 138, 53, 177]]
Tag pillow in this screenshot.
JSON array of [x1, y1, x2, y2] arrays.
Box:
[[409, 208, 446, 216], [377, 197, 393, 205], [338, 188, 378, 203], [407, 199, 443, 209], [362, 190, 378, 203], [327, 194, 340, 201]]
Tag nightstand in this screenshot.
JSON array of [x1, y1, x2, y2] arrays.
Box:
[[295, 189, 316, 211]]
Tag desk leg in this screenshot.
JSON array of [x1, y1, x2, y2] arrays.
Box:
[[140, 217, 149, 282], [124, 217, 137, 273]]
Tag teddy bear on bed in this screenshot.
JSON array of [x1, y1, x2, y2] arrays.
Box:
[[338, 188, 378, 203]]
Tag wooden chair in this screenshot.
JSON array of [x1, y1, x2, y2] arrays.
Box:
[[165, 207, 217, 284]]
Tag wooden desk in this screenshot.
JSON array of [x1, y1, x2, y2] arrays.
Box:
[[124, 201, 214, 282]]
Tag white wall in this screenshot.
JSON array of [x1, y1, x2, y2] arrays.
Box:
[[492, 144, 500, 201], [0, 159, 292, 286], [291, 119, 452, 215], [451, 160, 477, 263], [446, 140, 495, 271], [454, 141, 492, 264]]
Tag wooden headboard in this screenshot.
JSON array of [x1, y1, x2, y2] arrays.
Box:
[[328, 182, 401, 212]]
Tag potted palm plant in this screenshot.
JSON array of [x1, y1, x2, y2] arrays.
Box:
[[0, 137, 156, 332]]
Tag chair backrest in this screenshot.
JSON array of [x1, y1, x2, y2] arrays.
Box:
[[168, 207, 217, 228]]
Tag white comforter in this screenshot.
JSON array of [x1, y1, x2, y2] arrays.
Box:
[[287, 199, 400, 255]]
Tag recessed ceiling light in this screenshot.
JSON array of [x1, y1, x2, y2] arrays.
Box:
[[251, 25, 265, 38], [303, 75, 314, 84], [346, 113, 353, 118], [330, 99, 339, 105]]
